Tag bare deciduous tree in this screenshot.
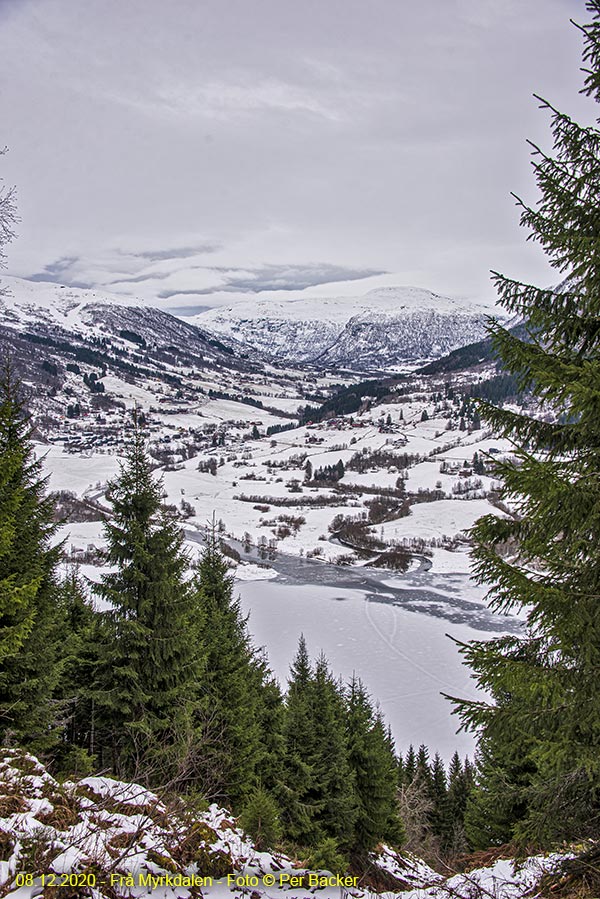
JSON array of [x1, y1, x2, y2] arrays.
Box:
[[0, 148, 17, 295]]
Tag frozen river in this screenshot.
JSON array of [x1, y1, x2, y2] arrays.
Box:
[[188, 534, 521, 760]]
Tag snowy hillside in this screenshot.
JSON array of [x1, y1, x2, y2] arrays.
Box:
[[0, 750, 568, 899], [194, 287, 501, 371], [0, 276, 149, 325], [0, 275, 313, 444], [0, 276, 249, 365]]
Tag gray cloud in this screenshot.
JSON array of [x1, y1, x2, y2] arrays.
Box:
[[128, 243, 220, 262], [43, 255, 79, 274], [29, 256, 86, 284], [109, 270, 175, 285], [158, 264, 385, 299]]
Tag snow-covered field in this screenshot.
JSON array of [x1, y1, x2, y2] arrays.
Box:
[[43, 393, 513, 569], [42, 445, 123, 495]]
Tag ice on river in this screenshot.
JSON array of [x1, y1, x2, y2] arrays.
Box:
[[238, 578, 489, 759]]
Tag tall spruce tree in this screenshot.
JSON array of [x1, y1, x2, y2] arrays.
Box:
[[190, 524, 272, 808], [309, 654, 357, 853], [54, 567, 99, 775], [371, 711, 405, 847], [429, 752, 450, 844], [279, 635, 321, 846], [401, 745, 417, 784], [0, 364, 63, 752], [93, 421, 200, 782], [346, 678, 404, 856], [450, 2, 600, 845], [443, 752, 474, 855]]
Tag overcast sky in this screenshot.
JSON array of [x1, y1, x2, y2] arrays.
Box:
[[0, 0, 593, 313]]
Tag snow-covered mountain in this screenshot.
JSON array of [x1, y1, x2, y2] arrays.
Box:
[[0, 276, 248, 364], [0, 275, 303, 440], [0, 276, 262, 404], [0, 276, 312, 445], [194, 286, 501, 372]]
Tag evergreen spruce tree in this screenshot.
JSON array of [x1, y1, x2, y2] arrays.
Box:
[[429, 752, 450, 844], [93, 421, 200, 782], [446, 753, 464, 822], [190, 524, 271, 807], [240, 670, 285, 849], [0, 387, 37, 667], [371, 711, 405, 846], [53, 567, 99, 774], [397, 750, 405, 786], [450, 2, 600, 844], [309, 654, 357, 853], [279, 635, 321, 846], [346, 678, 403, 856], [463, 736, 534, 850], [441, 752, 474, 855], [239, 785, 282, 851], [415, 744, 433, 796], [402, 744, 417, 784], [253, 669, 285, 797], [0, 364, 64, 751]]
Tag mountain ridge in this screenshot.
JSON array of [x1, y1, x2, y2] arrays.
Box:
[[193, 286, 502, 371]]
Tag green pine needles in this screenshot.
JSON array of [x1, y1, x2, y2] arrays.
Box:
[[0, 363, 63, 752], [449, 0, 600, 847]]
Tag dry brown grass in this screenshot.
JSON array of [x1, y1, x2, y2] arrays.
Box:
[[452, 843, 527, 874], [37, 791, 81, 831], [0, 793, 27, 816], [107, 831, 138, 852], [536, 845, 600, 899]]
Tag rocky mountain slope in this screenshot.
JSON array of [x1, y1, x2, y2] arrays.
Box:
[[194, 287, 502, 372], [0, 276, 252, 384]]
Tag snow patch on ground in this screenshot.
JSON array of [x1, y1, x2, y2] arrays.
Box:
[[0, 751, 569, 899]]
